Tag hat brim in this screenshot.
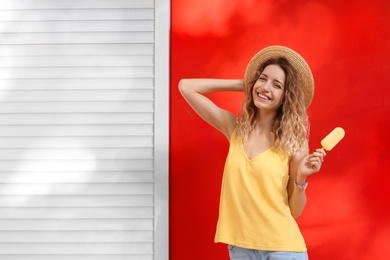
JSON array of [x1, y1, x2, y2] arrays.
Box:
[[244, 45, 314, 108]]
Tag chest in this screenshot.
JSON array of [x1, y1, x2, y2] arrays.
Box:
[[242, 132, 274, 160], [225, 133, 289, 182]]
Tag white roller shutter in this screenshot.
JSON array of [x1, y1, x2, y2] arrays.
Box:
[[0, 0, 169, 259]]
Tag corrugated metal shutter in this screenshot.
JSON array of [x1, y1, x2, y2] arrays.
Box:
[[0, 0, 169, 259]]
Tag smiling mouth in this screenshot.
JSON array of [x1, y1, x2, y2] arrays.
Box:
[[258, 93, 271, 100]]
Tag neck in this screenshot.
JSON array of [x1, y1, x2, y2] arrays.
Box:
[[254, 109, 277, 133]]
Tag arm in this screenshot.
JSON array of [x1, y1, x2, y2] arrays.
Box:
[[288, 148, 326, 218], [178, 79, 244, 140]]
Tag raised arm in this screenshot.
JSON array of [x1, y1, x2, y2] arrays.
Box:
[[178, 79, 244, 140], [288, 148, 326, 218]]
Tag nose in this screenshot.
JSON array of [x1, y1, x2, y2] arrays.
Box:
[[262, 81, 272, 91]]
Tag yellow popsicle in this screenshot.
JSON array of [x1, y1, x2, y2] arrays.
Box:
[[321, 127, 345, 151]]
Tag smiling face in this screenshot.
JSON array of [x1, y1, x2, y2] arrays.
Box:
[[252, 64, 286, 112]]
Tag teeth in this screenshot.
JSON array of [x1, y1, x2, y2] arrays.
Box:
[[258, 93, 270, 100]]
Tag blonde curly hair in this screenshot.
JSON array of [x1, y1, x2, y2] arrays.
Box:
[[237, 57, 309, 156]]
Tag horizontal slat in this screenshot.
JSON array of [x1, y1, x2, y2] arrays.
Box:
[[0, 159, 129, 172], [0, 9, 154, 21], [0, 171, 154, 183], [0, 231, 153, 243], [0, 0, 154, 9], [0, 67, 154, 79], [0, 125, 154, 136], [0, 206, 153, 218], [0, 113, 153, 124], [0, 218, 153, 231], [0, 78, 154, 90], [0, 183, 154, 195], [0, 21, 154, 33], [0, 136, 153, 148], [0, 148, 153, 159], [0, 159, 154, 171], [0, 44, 154, 56], [0, 195, 153, 207], [0, 101, 154, 113], [0, 90, 153, 101], [0, 32, 154, 44], [0, 243, 152, 255], [0, 55, 154, 67], [0, 255, 153, 260]]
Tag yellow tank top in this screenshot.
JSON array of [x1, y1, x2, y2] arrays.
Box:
[[214, 129, 307, 252]]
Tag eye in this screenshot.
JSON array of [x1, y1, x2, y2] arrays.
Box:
[[274, 84, 283, 89], [258, 76, 267, 81]]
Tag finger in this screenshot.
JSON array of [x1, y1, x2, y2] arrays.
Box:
[[314, 148, 326, 158], [313, 151, 325, 158], [312, 154, 323, 162], [309, 156, 322, 163], [309, 158, 323, 166], [317, 147, 326, 153], [310, 160, 322, 172], [312, 151, 326, 162]]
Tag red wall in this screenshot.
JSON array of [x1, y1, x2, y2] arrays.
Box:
[[170, 1, 390, 259]]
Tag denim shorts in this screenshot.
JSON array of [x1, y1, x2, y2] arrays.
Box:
[[228, 245, 309, 260]]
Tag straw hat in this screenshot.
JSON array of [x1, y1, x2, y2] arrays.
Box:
[[244, 45, 314, 108]]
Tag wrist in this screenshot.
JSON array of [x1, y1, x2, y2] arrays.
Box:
[[294, 178, 308, 190], [295, 174, 307, 184]]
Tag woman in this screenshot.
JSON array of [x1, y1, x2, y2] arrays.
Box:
[[179, 46, 326, 260]]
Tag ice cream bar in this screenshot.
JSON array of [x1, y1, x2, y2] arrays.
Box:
[[321, 127, 345, 151]]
